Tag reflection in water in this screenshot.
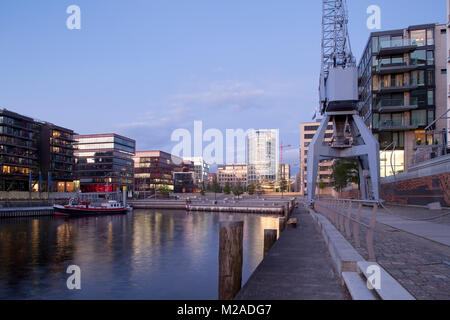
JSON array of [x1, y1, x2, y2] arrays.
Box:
[[0, 210, 279, 299]]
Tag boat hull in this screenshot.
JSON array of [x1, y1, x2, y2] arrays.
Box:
[[54, 205, 128, 217]]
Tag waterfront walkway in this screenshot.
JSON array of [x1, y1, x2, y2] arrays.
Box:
[[360, 205, 450, 247], [318, 203, 450, 300], [236, 206, 349, 300]]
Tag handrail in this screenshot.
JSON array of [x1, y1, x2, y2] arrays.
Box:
[[314, 198, 379, 261]]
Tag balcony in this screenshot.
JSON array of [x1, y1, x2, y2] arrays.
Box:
[[378, 39, 418, 56], [374, 82, 419, 94], [377, 120, 418, 131], [375, 99, 419, 113], [374, 62, 418, 75]]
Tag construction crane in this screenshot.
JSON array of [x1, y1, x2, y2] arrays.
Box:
[[280, 143, 292, 164], [306, 0, 380, 206]]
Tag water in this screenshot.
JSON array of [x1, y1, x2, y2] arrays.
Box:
[[0, 209, 279, 299]]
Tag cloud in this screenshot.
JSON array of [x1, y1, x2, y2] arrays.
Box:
[[172, 81, 267, 112]]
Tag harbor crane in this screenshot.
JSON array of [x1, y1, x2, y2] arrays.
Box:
[[307, 0, 380, 206]]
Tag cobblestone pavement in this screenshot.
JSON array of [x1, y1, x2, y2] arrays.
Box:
[[356, 222, 450, 300], [316, 203, 450, 300]]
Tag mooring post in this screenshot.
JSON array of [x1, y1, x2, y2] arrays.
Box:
[[279, 217, 286, 233], [264, 229, 278, 257], [218, 221, 244, 300]]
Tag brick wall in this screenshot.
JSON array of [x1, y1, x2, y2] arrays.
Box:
[[381, 172, 450, 207], [340, 173, 450, 207]]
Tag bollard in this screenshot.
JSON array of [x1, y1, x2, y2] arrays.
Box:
[[218, 221, 243, 300], [263, 229, 278, 257], [279, 217, 286, 233]]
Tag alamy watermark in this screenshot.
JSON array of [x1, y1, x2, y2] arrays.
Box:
[[171, 121, 263, 165], [66, 5, 81, 30], [366, 5, 381, 30], [66, 265, 81, 290]]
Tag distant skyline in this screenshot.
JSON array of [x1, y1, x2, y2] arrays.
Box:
[[0, 0, 446, 175]]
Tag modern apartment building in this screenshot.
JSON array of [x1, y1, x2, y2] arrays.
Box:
[[74, 134, 135, 192], [133, 151, 190, 192], [183, 157, 210, 186], [358, 23, 447, 177], [37, 122, 75, 192], [0, 109, 38, 191], [246, 129, 279, 187], [300, 120, 334, 195], [217, 164, 247, 187]]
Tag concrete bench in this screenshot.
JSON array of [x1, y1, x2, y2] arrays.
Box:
[[342, 272, 378, 300], [357, 261, 415, 300]]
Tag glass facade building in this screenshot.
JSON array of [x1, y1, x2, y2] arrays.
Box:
[[358, 24, 446, 177], [37, 122, 75, 192], [133, 151, 190, 192], [74, 134, 135, 192], [246, 129, 279, 187], [0, 109, 38, 191], [183, 157, 210, 186]]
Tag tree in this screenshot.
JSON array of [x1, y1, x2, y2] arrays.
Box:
[[279, 179, 288, 197], [248, 184, 256, 195], [200, 181, 206, 196], [331, 159, 359, 193], [224, 182, 232, 195], [158, 185, 170, 196], [212, 179, 221, 200], [232, 182, 244, 199]]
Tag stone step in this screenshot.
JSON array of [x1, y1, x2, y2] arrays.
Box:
[[357, 261, 415, 300], [342, 272, 378, 300]]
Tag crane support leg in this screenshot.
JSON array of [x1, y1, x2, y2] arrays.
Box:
[[306, 112, 380, 206], [306, 116, 330, 205]]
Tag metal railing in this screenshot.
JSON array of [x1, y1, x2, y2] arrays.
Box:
[[315, 198, 381, 262]]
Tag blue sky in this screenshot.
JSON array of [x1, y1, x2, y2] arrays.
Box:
[[0, 0, 445, 174]]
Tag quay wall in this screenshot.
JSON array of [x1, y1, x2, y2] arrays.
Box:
[[340, 154, 450, 207]]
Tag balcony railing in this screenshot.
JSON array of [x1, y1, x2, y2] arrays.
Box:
[[380, 39, 419, 49], [375, 99, 419, 113], [377, 120, 418, 131]]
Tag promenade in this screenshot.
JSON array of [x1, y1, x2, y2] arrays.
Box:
[[316, 203, 450, 300], [236, 205, 349, 300]]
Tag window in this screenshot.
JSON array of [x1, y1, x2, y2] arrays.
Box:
[[441, 69, 447, 75], [411, 70, 425, 86], [427, 29, 434, 45], [411, 30, 426, 46], [411, 110, 427, 126], [427, 51, 434, 65], [427, 70, 435, 86], [428, 110, 434, 125], [410, 89, 427, 106], [372, 37, 379, 53], [427, 90, 434, 105], [441, 29, 447, 34], [410, 50, 426, 66], [391, 55, 404, 64]]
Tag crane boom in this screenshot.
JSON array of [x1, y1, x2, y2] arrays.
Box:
[[306, 0, 381, 206]]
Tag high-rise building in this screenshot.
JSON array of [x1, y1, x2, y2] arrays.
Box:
[[74, 134, 135, 192], [183, 157, 210, 186], [0, 109, 38, 191], [37, 122, 75, 192], [246, 129, 279, 187], [217, 164, 247, 187], [300, 120, 334, 195], [358, 24, 446, 177], [133, 151, 191, 192]]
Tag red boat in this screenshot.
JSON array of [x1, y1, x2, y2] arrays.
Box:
[[54, 199, 129, 217]]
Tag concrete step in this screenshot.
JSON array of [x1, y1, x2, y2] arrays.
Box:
[[357, 261, 415, 300], [342, 272, 378, 300]]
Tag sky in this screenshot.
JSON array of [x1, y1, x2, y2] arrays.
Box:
[[0, 0, 446, 175]]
